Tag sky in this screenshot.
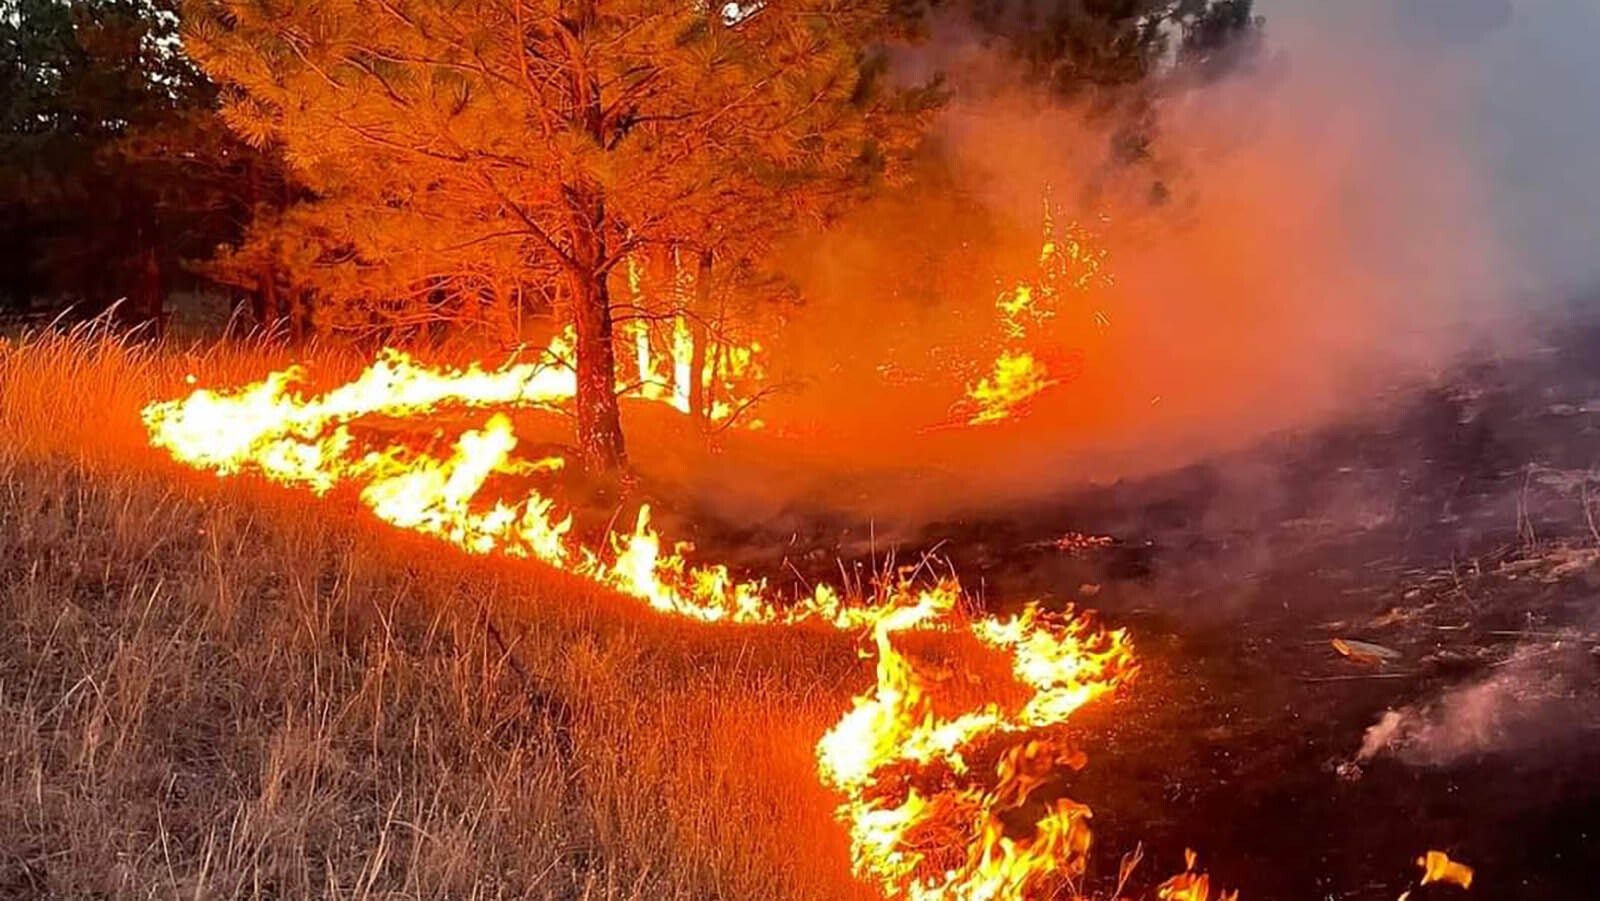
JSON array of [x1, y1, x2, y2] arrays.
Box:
[[1271, 0, 1600, 302]]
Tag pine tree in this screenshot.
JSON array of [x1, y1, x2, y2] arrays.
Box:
[[183, 0, 938, 472]]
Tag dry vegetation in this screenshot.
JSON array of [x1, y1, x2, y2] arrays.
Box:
[[0, 327, 870, 899]]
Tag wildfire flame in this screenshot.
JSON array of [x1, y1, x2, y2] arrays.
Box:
[[623, 254, 767, 427], [958, 205, 1114, 426], [141, 338, 1221, 899]]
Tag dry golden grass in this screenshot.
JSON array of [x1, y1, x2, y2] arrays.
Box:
[[0, 325, 871, 900]]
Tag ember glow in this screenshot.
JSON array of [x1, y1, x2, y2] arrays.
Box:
[[140, 339, 1226, 899]]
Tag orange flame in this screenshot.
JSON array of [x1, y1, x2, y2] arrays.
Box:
[[1417, 850, 1474, 890], [958, 205, 1114, 426], [624, 252, 767, 426], [1154, 850, 1239, 901], [142, 338, 1221, 899]]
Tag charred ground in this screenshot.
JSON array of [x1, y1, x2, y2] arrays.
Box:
[[676, 305, 1600, 900]]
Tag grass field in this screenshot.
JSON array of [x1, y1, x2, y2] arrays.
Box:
[[0, 327, 872, 899]]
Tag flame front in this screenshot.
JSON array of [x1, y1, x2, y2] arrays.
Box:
[[141, 341, 1192, 899]]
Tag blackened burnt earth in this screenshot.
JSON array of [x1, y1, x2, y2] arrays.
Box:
[[708, 305, 1600, 900], [942, 309, 1600, 900]]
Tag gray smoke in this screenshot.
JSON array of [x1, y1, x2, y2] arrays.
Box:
[[1356, 639, 1599, 765], [1290, 0, 1600, 302]]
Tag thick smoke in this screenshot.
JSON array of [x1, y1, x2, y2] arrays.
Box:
[[646, 1, 1600, 529]]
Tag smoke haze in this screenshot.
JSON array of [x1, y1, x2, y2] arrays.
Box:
[[642, 0, 1600, 525], [1356, 638, 1600, 766]]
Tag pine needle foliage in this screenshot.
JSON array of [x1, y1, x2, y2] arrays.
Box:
[[183, 0, 940, 468]]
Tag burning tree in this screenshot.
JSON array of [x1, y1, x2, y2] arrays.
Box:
[[182, 0, 937, 471]]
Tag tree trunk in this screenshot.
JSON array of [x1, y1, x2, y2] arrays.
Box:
[[569, 263, 627, 472], [288, 287, 308, 345], [561, 1, 626, 474], [257, 265, 280, 334], [492, 277, 518, 345], [565, 183, 626, 472], [227, 288, 246, 337], [689, 248, 712, 425], [140, 244, 163, 338]]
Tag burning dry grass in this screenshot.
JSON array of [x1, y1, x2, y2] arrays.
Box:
[[0, 327, 868, 899], [0, 327, 1202, 900]]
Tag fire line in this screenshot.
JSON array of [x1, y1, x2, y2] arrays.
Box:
[[141, 343, 1227, 900]]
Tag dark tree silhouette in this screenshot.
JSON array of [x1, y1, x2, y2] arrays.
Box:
[[0, 0, 288, 329]]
